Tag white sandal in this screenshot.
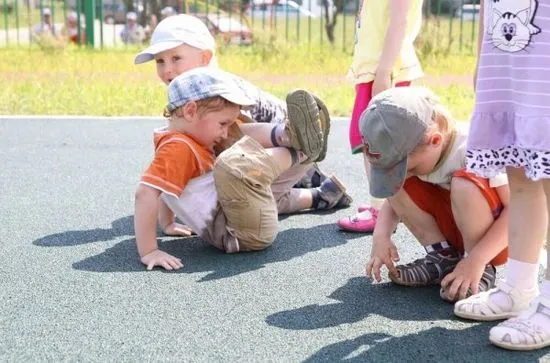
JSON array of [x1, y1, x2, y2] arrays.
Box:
[[454, 282, 538, 321], [490, 296, 550, 351]]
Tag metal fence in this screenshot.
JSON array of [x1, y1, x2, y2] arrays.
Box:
[[0, 0, 481, 53]]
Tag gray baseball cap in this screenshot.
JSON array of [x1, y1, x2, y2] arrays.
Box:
[[166, 67, 256, 113], [359, 87, 438, 198]]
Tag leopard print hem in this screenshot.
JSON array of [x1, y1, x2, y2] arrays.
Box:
[[466, 146, 550, 181]]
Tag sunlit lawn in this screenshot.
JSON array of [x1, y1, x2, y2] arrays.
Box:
[[0, 24, 477, 119]]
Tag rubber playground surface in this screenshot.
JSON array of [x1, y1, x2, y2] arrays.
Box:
[[1, 116, 548, 362]]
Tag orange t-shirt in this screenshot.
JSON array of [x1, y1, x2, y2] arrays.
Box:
[[140, 128, 215, 198]]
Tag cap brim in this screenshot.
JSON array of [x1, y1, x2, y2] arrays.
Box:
[[368, 158, 408, 198], [134, 41, 184, 64], [219, 91, 256, 109]]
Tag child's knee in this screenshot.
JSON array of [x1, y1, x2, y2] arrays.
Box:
[[451, 177, 480, 198], [450, 177, 491, 214]]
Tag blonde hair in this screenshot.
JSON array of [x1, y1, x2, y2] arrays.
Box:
[[163, 96, 235, 118], [414, 93, 456, 150]]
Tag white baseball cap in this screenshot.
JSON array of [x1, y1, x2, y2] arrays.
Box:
[[134, 14, 215, 65], [42, 7, 51, 16], [126, 11, 137, 21]]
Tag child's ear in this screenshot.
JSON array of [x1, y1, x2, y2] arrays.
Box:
[[430, 132, 444, 147], [182, 101, 198, 119], [201, 50, 213, 66]]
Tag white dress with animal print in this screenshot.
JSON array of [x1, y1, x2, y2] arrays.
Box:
[[467, 0, 550, 180]]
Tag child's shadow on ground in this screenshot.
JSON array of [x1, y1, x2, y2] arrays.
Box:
[[303, 324, 549, 362], [268, 278, 550, 361], [266, 276, 452, 328], [33, 215, 136, 247], [33, 216, 364, 282]]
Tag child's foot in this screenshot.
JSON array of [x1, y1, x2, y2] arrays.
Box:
[[440, 264, 496, 303], [334, 193, 353, 209], [454, 282, 539, 321], [390, 243, 461, 287], [357, 204, 372, 213], [294, 163, 329, 188], [311, 94, 331, 162], [313, 175, 352, 210], [337, 207, 378, 233], [285, 90, 323, 163], [489, 296, 550, 351]]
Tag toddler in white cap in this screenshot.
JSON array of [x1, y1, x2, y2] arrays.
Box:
[[134, 14, 352, 224]]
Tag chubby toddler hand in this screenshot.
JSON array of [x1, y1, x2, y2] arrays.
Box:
[[141, 249, 184, 271], [440, 256, 485, 301], [365, 235, 400, 282]]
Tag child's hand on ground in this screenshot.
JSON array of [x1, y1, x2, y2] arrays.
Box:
[[163, 222, 194, 237], [365, 236, 400, 282], [372, 71, 392, 97], [440, 256, 485, 300], [140, 249, 184, 271]]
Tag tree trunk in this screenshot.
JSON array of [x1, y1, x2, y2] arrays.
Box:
[[270, 0, 279, 32], [322, 0, 336, 44]]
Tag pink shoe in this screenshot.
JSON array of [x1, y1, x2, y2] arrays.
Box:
[[357, 204, 375, 213], [337, 208, 379, 233]]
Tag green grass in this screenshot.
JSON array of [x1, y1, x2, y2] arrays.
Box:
[[0, 39, 476, 118]]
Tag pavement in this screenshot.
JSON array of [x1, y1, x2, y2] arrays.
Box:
[[1, 116, 549, 362]]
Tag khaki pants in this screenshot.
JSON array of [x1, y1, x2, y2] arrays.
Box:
[[214, 136, 283, 251], [216, 124, 312, 215]]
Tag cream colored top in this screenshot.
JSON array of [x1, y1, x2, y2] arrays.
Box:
[[347, 0, 424, 84], [419, 123, 508, 189]]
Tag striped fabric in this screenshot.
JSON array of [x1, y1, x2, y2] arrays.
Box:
[[468, 0, 550, 152]]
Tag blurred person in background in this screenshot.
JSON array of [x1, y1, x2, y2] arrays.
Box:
[[32, 7, 58, 41], [120, 11, 145, 44], [61, 11, 85, 45], [160, 6, 177, 19], [144, 13, 158, 43]]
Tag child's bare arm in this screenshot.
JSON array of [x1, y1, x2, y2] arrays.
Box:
[[373, 199, 400, 239], [134, 184, 183, 270], [366, 199, 400, 281], [373, 0, 413, 96], [135, 184, 161, 257], [464, 185, 509, 267], [441, 185, 509, 298]]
